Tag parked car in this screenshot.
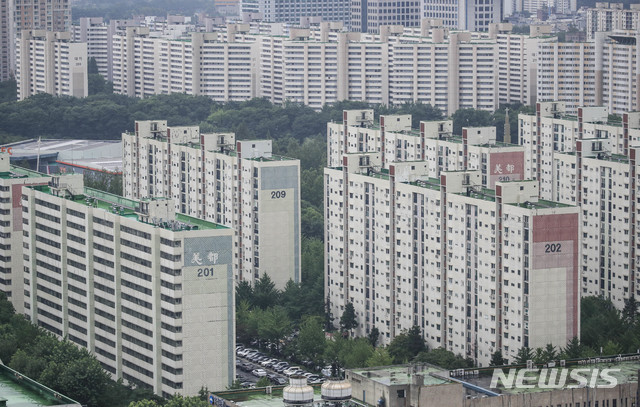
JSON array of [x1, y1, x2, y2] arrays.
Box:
[[283, 366, 301, 376], [241, 382, 255, 388], [261, 358, 277, 368], [272, 376, 288, 385], [252, 368, 267, 377]]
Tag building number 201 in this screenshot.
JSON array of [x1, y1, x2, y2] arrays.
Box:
[[544, 243, 562, 253], [197, 268, 214, 277], [271, 190, 286, 199]]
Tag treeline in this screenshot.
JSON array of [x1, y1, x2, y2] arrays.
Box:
[[72, 0, 219, 21]]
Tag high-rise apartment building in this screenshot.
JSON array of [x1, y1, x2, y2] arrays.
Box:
[[327, 110, 526, 189], [587, 2, 640, 40], [15, 30, 87, 100], [0, 154, 50, 314], [325, 156, 579, 365], [421, 0, 501, 31], [351, 0, 422, 33], [240, 0, 350, 24], [519, 102, 640, 308], [122, 121, 301, 289], [536, 32, 640, 115], [22, 174, 234, 397], [1, 0, 71, 81]]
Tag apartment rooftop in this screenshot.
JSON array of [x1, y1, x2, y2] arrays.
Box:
[[0, 166, 48, 180], [0, 364, 80, 406], [29, 185, 226, 231], [349, 364, 451, 387], [508, 198, 573, 209]]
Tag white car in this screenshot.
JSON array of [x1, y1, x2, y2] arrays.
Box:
[[252, 368, 267, 377]]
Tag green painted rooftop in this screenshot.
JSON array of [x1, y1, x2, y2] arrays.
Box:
[[29, 185, 226, 231], [350, 364, 451, 386], [0, 365, 79, 406]]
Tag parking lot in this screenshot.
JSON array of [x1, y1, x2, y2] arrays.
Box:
[[235, 345, 327, 388]]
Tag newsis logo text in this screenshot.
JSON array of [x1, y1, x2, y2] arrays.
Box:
[[490, 368, 620, 390]]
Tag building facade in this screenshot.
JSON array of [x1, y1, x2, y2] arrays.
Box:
[[536, 32, 640, 115], [519, 102, 640, 308], [22, 174, 234, 397], [325, 157, 579, 365], [421, 0, 502, 32], [0, 0, 71, 81], [240, 0, 350, 24], [122, 121, 301, 289], [0, 154, 50, 314], [351, 0, 422, 33], [15, 30, 88, 100], [587, 2, 640, 40]]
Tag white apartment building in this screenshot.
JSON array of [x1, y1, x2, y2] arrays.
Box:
[[1, 0, 71, 81], [0, 154, 51, 314], [351, 0, 422, 33], [587, 2, 640, 40], [240, 0, 350, 24], [15, 30, 87, 100], [328, 110, 526, 189], [111, 27, 258, 100], [537, 32, 640, 115], [122, 121, 300, 289], [422, 0, 502, 32], [102, 21, 548, 114], [519, 102, 640, 308], [22, 174, 234, 397], [325, 157, 579, 365]]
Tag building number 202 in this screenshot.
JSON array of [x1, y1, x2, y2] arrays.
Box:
[[271, 190, 286, 199], [544, 243, 562, 253]]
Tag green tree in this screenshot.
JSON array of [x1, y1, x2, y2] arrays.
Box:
[[339, 302, 358, 334], [562, 337, 583, 359], [366, 348, 393, 367], [490, 350, 506, 366], [256, 377, 271, 387], [235, 280, 254, 308], [451, 108, 493, 136], [253, 273, 279, 310], [341, 338, 374, 369], [415, 348, 473, 369], [165, 394, 209, 407], [128, 400, 160, 407], [367, 327, 380, 347], [387, 326, 426, 364], [622, 295, 639, 325], [601, 340, 622, 356], [296, 316, 326, 364], [257, 306, 291, 351], [280, 280, 305, 322], [227, 379, 243, 390], [514, 347, 534, 364], [0, 78, 16, 103]]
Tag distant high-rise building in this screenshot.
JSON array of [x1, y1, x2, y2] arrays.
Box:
[[421, 0, 501, 31], [15, 30, 87, 100], [587, 2, 640, 40], [351, 0, 422, 33], [240, 0, 350, 24], [1, 0, 71, 81]]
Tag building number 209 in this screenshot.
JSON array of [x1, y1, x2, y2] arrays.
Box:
[[197, 268, 214, 277], [544, 243, 562, 253], [271, 190, 286, 199]]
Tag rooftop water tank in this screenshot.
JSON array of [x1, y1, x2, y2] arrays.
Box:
[[321, 379, 352, 401], [283, 376, 314, 406]]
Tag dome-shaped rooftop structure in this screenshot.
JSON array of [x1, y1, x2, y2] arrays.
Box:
[[283, 375, 314, 406], [321, 379, 352, 401]]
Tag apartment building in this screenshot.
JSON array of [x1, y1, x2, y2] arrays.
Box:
[[22, 174, 234, 396], [239, 0, 350, 24], [351, 0, 422, 33], [15, 30, 87, 100], [102, 21, 549, 114], [122, 121, 300, 289], [0, 0, 70, 80], [0, 154, 50, 314], [327, 110, 525, 190], [519, 102, 640, 308], [587, 2, 640, 40], [536, 31, 640, 115], [421, 0, 501, 31], [111, 27, 258, 100], [325, 156, 579, 365]]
